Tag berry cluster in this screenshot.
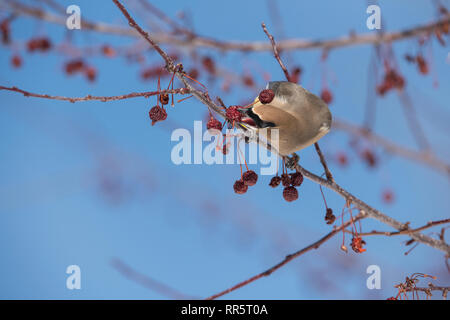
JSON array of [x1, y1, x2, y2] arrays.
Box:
[[64, 59, 97, 82], [376, 69, 405, 96], [27, 37, 52, 52], [350, 236, 366, 253], [234, 170, 258, 195], [269, 171, 303, 202]]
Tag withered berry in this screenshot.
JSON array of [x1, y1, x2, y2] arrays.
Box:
[[259, 89, 275, 104], [325, 208, 336, 225], [242, 170, 258, 186], [351, 237, 366, 253], [269, 176, 281, 188], [290, 172, 303, 187], [226, 106, 242, 123], [281, 173, 291, 187], [206, 117, 222, 131], [233, 179, 248, 194], [84, 66, 97, 82], [149, 105, 167, 125], [320, 89, 333, 104], [11, 55, 22, 68], [159, 93, 169, 105], [416, 55, 428, 75], [283, 186, 298, 202]]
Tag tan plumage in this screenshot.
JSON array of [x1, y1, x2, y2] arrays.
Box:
[[247, 81, 332, 156]]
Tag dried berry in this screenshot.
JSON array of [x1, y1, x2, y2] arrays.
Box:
[[281, 173, 291, 187], [102, 45, 116, 57], [290, 171, 303, 187], [325, 208, 336, 225], [27, 37, 52, 52], [0, 20, 10, 44], [337, 152, 348, 167], [11, 55, 22, 68], [259, 89, 275, 104], [351, 237, 366, 253], [226, 106, 242, 123], [382, 190, 394, 204], [65, 59, 85, 75], [361, 149, 377, 168], [206, 117, 222, 131], [416, 55, 428, 75], [283, 186, 298, 202], [202, 56, 215, 74], [84, 66, 97, 82], [242, 170, 258, 186], [320, 89, 333, 104], [269, 176, 281, 188], [159, 93, 169, 105], [149, 105, 167, 125], [233, 179, 248, 194], [222, 145, 228, 155], [242, 75, 254, 87], [188, 68, 199, 79], [290, 67, 302, 83]]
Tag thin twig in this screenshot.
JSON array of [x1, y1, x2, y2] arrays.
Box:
[[111, 258, 198, 299], [261, 22, 291, 82], [0, 85, 189, 103], [332, 119, 450, 175], [206, 212, 367, 300], [344, 218, 450, 237]]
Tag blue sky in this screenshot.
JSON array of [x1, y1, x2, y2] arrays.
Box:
[[0, 0, 449, 299]]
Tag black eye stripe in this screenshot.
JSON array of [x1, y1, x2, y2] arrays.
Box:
[[246, 108, 276, 128]]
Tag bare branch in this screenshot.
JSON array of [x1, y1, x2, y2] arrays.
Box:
[[332, 119, 450, 175], [6, 0, 449, 52], [111, 258, 198, 299], [0, 85, 189, 103], [345, 218, 450, 237], [206, 212, 367, 300]]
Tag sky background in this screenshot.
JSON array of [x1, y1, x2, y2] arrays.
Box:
[[0, 0, 449, 299]]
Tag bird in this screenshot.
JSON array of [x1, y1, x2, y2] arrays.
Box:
[[240, 81, 332, 156]]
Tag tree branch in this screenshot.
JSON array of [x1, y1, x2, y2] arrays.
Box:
[[0, 85, 189, 103], [6, 0, 449, 52], [206, 212, 367, 300]]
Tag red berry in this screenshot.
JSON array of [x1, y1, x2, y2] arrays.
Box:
[[281, 173, 291, 187], [259, 89, 275, 104], [84, 66, 97, 82], [65, 59, 85, 75], [416, 55, 428, 75], [325, 208, 336, 225], [337, 152, 348, 167], [233, 179, 248, 194], [226, 106, 242, 123], [290, 172, 303, 187], [290, 67, 302, 83], [159, 93, 169, 105], [321, 89, 333, 104], [206, 117, 222, 131], [382, 190, 395, 204], [149, 105, 167, 125], [350, 237, 366, 253], [361, 149, 377, 167], [242, 170, 258, 186], [11, 55, 22, 68], [202, 56, 215, 74], [188, 68, 199, 79], [283, 186, 298, 202], [242, 75, 254, 87], [102, 45, 116, 57], [269, 176, 281, 188]]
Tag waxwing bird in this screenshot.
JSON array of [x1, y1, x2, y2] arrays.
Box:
[[242, 81, 332, 156]]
